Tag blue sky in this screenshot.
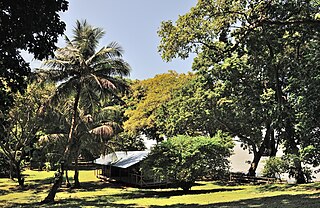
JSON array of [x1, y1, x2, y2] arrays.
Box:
[[26, 0, 197, 80]]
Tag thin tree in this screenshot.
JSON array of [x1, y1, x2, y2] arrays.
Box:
[[37, 20, 130, 203]]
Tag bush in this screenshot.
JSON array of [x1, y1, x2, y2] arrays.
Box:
[[262, 155, 314, 182], [262, 157, 286, 178], [142, 132, 234, 191]]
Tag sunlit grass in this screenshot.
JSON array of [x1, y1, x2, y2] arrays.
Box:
[[0, 170, 320, 207]]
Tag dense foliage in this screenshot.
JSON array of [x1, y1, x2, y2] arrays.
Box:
[[37, 20, 131, 203], [156, 75, 223, 138], [124, 71, 194, 141], [0, 0, 68, 136], [0, 82, 55, 186], [143, 133, 234, 191], [158, 0, 320, 183], [262, 157, 287, 179]]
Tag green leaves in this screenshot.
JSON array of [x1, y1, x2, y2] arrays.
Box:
[[142, 133, 234, 191], [124, 71, 194, 141], [158, 0, 320, 179]]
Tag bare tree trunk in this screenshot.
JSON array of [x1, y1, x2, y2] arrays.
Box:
[[42, 86, 81, 203], [247, 123, 271, 176], [15, 163, 24, 188], [73, 157, 80, 188], [248, 150, 263, 176], [73, 140, 81, 188], [41, 165, 64, 204], [65, 168, 71, 188], [9, 160, 13, 180]]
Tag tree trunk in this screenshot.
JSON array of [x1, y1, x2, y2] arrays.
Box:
[[15, 164, 24, 188], [294, 159, 306, 184], [288, 135, 306, 184], [9, 160, 13, 180], [247, 123, 271, 176], [42, 86, 81, 203], [41, 167, 64, 204], [269, 129, 277, 157], [73, 139, 81, 188], [285, 115, 306, 184], [248, 150, 263, 176], [65, 168, 71, 188], [73, 158, 80, 188]]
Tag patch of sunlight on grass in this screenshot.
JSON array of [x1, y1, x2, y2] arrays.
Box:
[[2, 170, 320, 208], [114, 182, 318, 207]]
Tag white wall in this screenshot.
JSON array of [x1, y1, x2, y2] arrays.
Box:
[[229, 140, 320, 182]]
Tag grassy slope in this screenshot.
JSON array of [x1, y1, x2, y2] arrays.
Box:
[[0, 170, 319, 207]]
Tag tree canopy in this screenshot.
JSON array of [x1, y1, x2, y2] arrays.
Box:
[[0, 82, 55, 187], [38, 20, 131, 203], [0, 0, 68, 121], [124, 71, 194, 141], [158, 0, 320, 183]]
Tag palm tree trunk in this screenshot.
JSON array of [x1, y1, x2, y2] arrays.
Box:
[[73, 157, 80, 188], [41, 168, 64, 204], [73, 140, 81, 188], [42, 86, 81, 203]]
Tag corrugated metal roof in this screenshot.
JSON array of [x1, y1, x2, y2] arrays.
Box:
[[94, 151, 150, 168]]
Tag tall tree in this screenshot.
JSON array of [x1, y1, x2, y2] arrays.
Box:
[[0, 0, 68, 137], [124, 71, 194, 141], [158, 0, 320, 183], [0, 82, 55, 187], [156, 75, 220, 137], [37, 20, 131, 203], [38, 100, 124, 187]]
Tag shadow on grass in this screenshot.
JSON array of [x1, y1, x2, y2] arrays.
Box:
[[148, 193, 320, 208], [0, 189, 9, 195], [4, 192, 320, 208], [257, 183, 320, 192], [2, 197, 134, 208], [257, 184, 297, 192], [114, 187, 243, 199], [79, 181, 128, 191], [3, 177, 54, 194]]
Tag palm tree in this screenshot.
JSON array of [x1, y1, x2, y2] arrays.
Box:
[[39, 101, 123, 188], [38, 20, 130, 203]]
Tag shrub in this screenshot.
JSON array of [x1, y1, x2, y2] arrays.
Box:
[[262, 155, 314, 182], [142, 132, 234, 191], [262, 157, 286, 178]]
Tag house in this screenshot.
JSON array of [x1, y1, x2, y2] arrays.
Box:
[[94, 150, 170, 187]]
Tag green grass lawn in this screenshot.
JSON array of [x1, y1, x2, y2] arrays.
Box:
[[0, 170, 320, 207]]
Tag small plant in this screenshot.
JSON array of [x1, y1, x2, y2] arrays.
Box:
[[44, 162, 51, 172]]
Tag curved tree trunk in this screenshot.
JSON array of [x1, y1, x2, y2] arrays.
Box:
[[248, 150, 263, 176], [247, 123, 272, 176], [42, 86, 81, 203], [41, 166, 64, 204]]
